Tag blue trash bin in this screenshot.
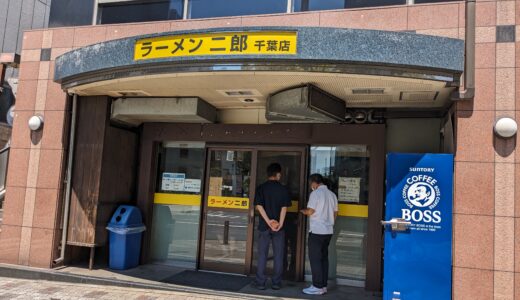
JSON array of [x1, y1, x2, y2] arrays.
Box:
[[107, 205, 146, 270]]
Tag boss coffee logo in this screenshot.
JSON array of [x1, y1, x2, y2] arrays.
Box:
[[401, 168, 442, 229]]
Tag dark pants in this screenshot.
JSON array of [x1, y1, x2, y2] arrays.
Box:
[[256, 229, 285, 286], [308, 232, 332, 289]]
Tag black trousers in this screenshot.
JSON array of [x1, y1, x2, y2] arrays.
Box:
[[256, 229, 285, 285], [308, 232, 332, 289]]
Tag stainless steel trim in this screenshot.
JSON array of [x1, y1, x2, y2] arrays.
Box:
[[92, 0, 99, 25], [287, 0, 293, 13], [59, 61, 457, 90], [183, 0, 189, 19]]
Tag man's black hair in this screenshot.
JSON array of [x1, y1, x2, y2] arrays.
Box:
[[267, 163, 282, 177], [309, 173, 324, 184]]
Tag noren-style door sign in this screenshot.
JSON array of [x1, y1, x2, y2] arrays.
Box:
[[383, 153, 453, 300]]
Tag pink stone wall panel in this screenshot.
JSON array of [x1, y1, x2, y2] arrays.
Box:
[[170, 17, 242, 31], [407, 3, 460, 30], [320, 7, 407, 31], [452, 267, 493, 300], [453, 214, 494, 270], [454, 162, 494, 215], [0, 225, 22, 264], [2, 187, 26, 227]]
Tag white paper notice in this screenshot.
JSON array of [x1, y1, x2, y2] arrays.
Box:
[[338, 177, 361, 203], [226, 151, 235, 161], [184, 179, 202, 193], [162, 173, 185, 191]]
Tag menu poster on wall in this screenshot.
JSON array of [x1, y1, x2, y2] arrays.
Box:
[[184, 179, 202, 193], [162, 173, 185, 192], [209, 177, 223, 196], [226, 151, 235, 161], [338, 177, 361, 203]]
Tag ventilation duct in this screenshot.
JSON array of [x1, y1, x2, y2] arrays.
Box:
[[266, 84, 346, 123], [111, 97, 217, 126]]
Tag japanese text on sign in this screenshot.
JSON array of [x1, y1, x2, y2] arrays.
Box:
[[207, 196, 249, 210], [134, 31, 297, 60]]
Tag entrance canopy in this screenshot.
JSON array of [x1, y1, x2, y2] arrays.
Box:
[[54, 27, 464, 115]]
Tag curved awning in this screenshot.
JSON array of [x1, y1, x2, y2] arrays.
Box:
[[53, 27, 464, 110]]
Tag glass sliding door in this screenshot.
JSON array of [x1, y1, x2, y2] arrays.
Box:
[[150, 142, 205, 268], [251, 149, 306, 281], [200, 149, 254, 273], [306, 145, 370, 286]]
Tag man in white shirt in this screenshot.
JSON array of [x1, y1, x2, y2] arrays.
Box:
[[300, 174, 338, 295]]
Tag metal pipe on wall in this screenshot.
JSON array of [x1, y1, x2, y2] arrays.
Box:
[[53, 94, 78, 265], [92, 0, 99, 25], [452, 0, 475, 100]]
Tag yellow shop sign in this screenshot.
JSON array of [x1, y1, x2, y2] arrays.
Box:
[[207, 196, 249, 210], [134, 31, 297, 60]]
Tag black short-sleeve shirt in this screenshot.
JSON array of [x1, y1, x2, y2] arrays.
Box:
[[254, 180, 292, 231]]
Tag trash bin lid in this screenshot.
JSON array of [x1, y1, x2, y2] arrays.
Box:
[[108, 205, 143, 228]]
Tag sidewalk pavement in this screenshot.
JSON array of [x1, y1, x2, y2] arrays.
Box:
[[0, 276, 380, 300], [0, 277, 251, 300]]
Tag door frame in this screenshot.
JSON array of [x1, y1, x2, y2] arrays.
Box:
[[198, 145, 308, 277], [137, 123, 385, 291]]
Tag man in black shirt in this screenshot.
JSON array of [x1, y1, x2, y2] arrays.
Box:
[[252, 163, 292, 290]]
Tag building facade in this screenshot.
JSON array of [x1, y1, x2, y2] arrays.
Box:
[[0, 0, 515, 298], [0, 0, 51, 227]]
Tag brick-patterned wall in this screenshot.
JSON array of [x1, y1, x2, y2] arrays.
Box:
[[0, 2, 515, 299]]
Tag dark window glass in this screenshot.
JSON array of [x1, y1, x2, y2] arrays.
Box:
[[99, 0, 183, 25], [188, 0, 287, 19], [294, 0, 405, 11], [49, 0, 94, 27]]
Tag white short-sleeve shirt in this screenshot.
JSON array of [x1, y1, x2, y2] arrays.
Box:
[[307, 185, 339, 235]]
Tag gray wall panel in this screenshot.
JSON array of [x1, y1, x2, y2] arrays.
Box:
[[0, 0, 50, 53], [0, 0, 51, 93], [2, 0, 22, 52], [16, 0, 36, 52], [33, 1, 47, 29], [3, 0, 22, 52], [0, 0, 9, 51]]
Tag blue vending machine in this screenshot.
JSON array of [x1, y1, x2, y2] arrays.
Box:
[[383, 153, 454, 300]]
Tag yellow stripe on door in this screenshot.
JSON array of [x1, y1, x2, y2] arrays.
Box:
[[338, 204, 368, 218], [287, 200, 299, 213], [154, 193, 202, 206]]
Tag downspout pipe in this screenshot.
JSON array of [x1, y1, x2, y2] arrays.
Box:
[[452, 0, 475, 100], [53, 93, 78, 265]]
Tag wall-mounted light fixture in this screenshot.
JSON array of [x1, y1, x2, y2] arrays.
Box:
[[28, 115, 44, 131], [494, 117, 517, 138]]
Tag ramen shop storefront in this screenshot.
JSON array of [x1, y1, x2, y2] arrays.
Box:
[[52, 26, 463, 292], [140, 123, 384, 288]]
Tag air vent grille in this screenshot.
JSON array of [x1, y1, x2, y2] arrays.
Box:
[[351, 88, 385, 95], [107, 90, 151, 97], [344, 94, 394, 104], [400, 91, 439, 102], [217, 89, 262, 97]]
